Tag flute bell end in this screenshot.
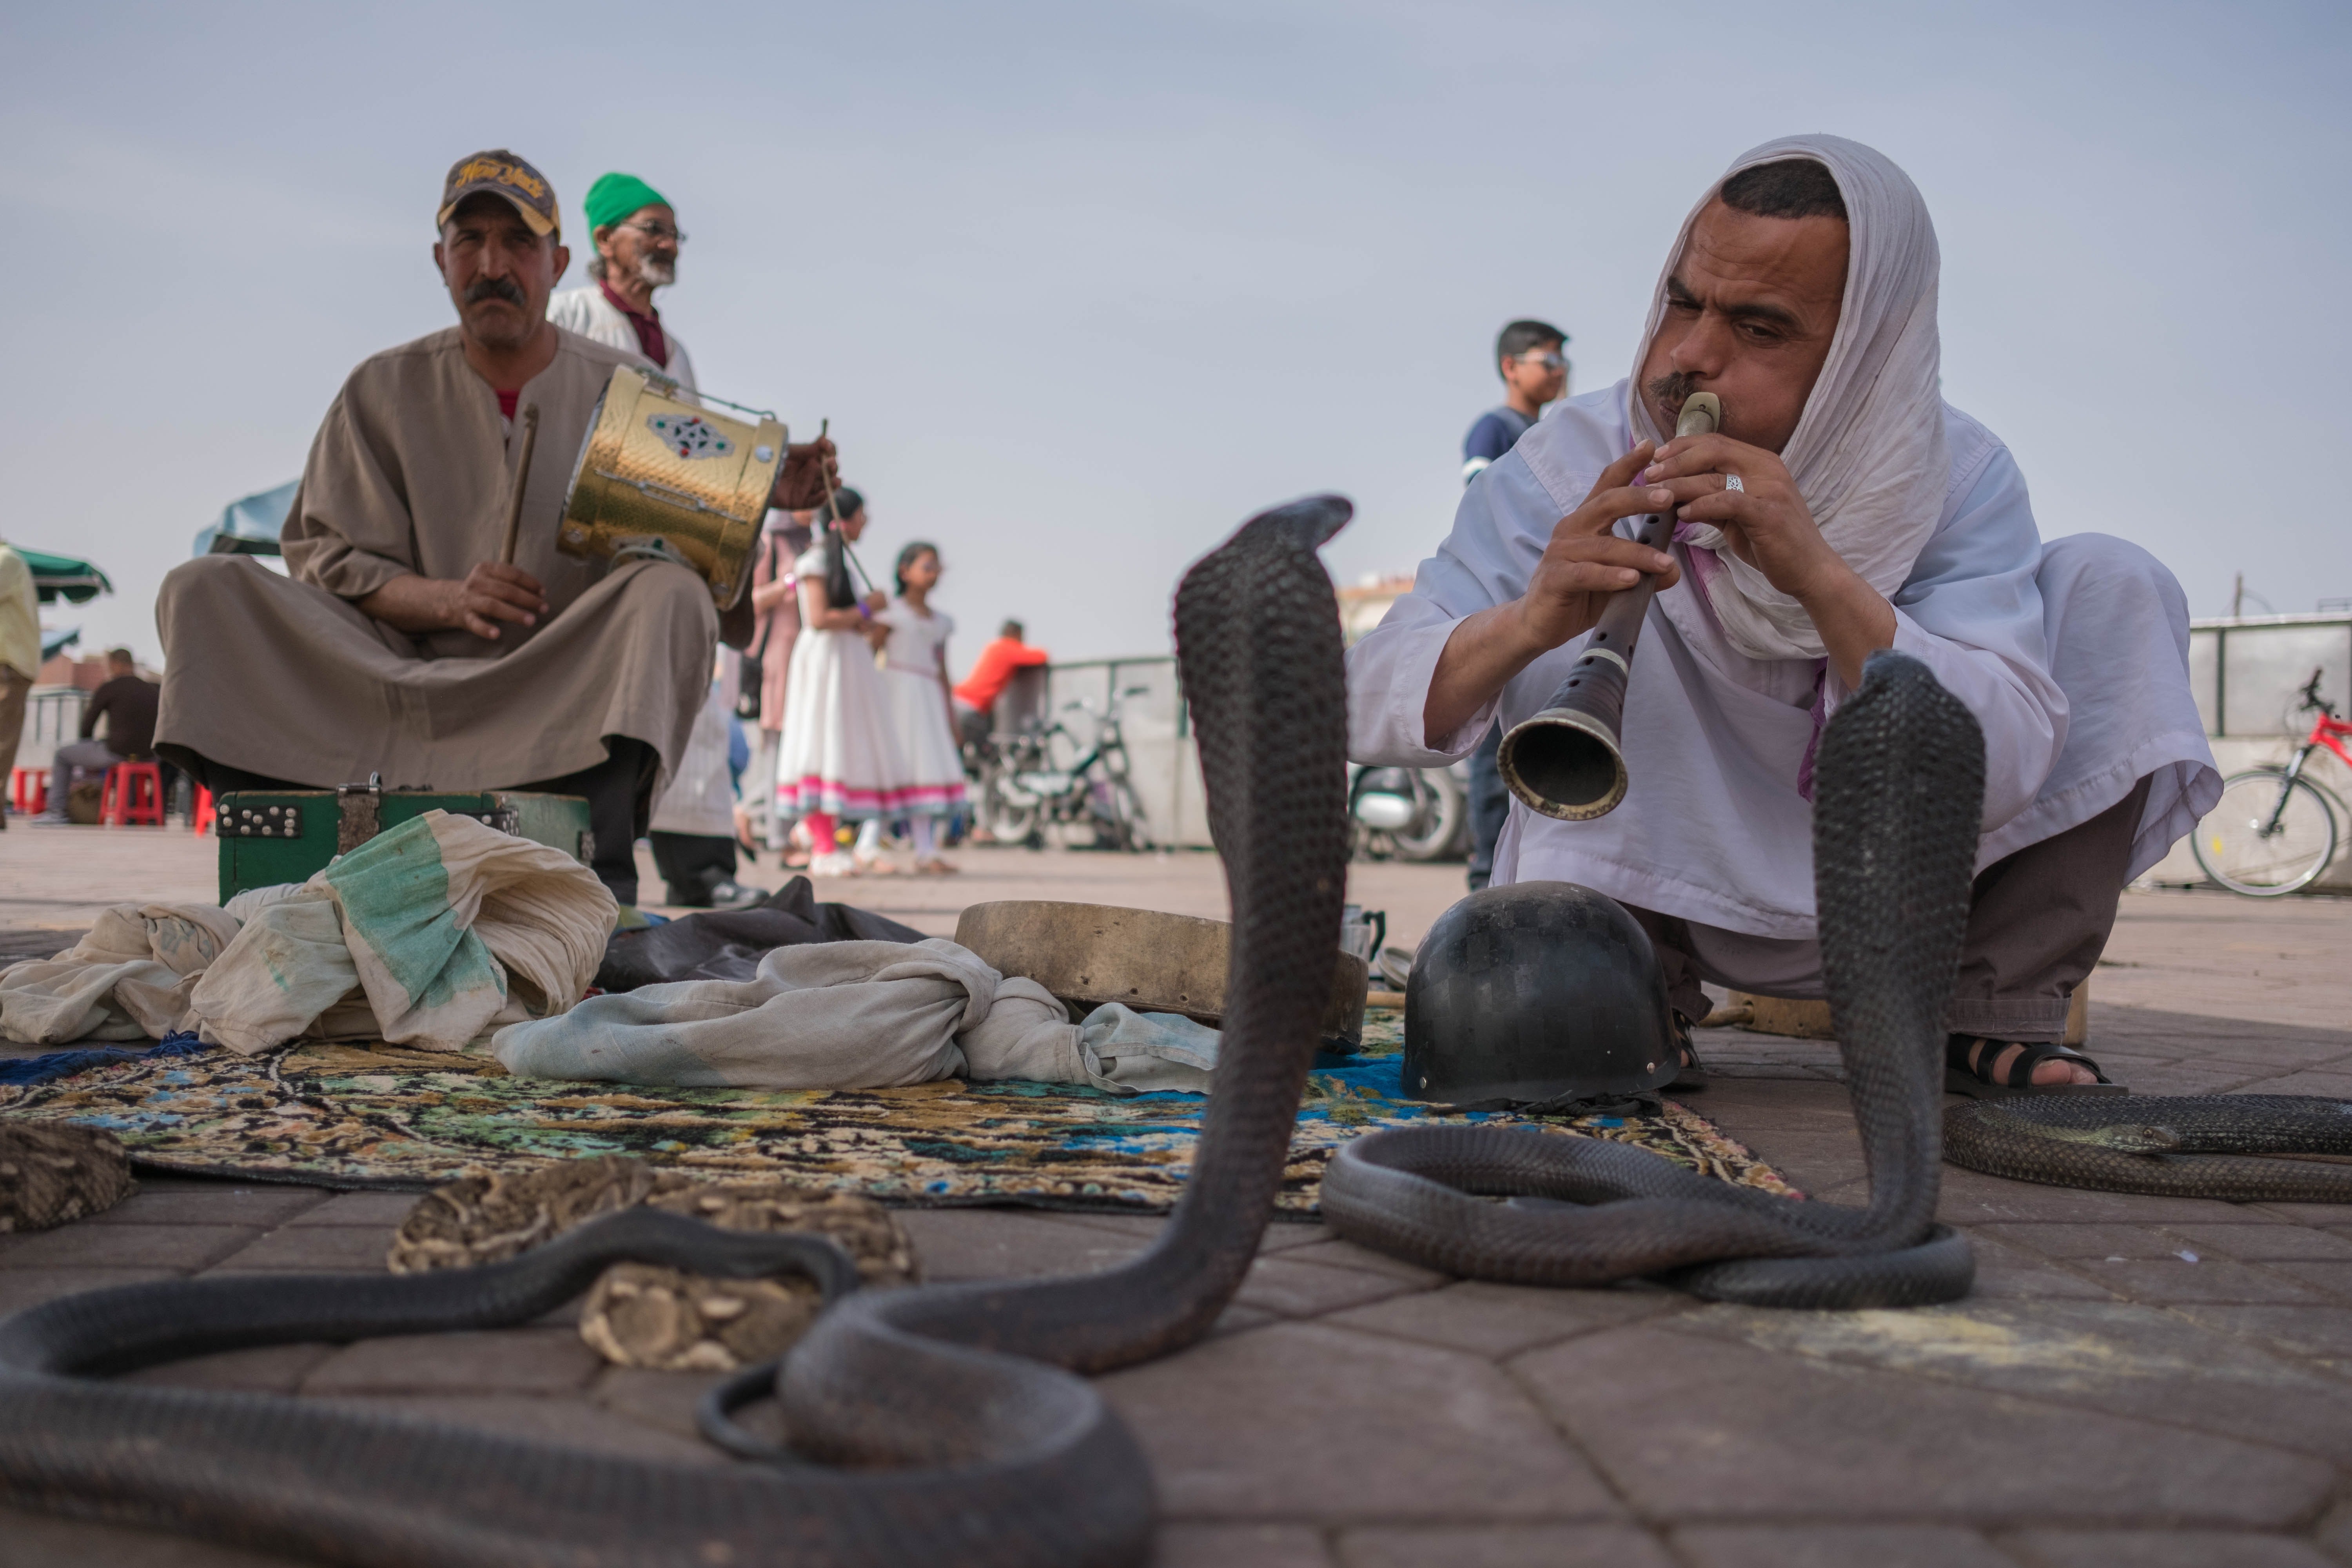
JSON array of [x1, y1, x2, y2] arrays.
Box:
[[1497, 706, 1629, 821]]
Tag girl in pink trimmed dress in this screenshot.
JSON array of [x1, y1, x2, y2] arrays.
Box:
[[772, 488, 905, 877], [867, 541, 968, 875]]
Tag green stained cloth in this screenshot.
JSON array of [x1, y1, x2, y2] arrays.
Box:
[[584, 172, 671, 234]]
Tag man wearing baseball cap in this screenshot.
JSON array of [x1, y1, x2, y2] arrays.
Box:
[[548, 172, 697, 391], [151, 150, 835, 908]]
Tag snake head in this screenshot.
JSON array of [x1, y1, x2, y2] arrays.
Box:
[[2078, 1123, 2185, 1156]]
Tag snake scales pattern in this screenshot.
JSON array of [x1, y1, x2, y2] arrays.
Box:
[[0, 496, 1354, 1568], [1945, 1094, 2352, 1200], [1323, 647, 1987, 1308]]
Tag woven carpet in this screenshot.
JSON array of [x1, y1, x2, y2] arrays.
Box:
[[0, 1008, 1793, 1213]]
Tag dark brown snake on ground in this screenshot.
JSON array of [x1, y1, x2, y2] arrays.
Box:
[[0, 497, 1353, 1568], [1944, 1094, 2352, 1199]]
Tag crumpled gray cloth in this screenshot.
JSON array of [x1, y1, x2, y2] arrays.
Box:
[[490, 936, 1221, 1094]]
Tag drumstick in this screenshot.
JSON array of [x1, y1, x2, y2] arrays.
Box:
[[497, 403, 542, 567], [813, 416, 879, 593]]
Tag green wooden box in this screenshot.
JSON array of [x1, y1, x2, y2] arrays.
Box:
[[214, 787, 593, 902]]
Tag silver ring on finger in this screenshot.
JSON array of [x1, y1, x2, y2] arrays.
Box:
[[1723, 474, 1745, 493]]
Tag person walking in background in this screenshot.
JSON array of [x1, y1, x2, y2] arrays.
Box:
[[547, 172, 697, 391], [1461, 319, 1570, 485], [871, 541, 967, 875], [39, 648, 159, 824], [773, 488, 902, 877], [1460, 318, 1570, 889], [0, 540, 36, 829], [744, 507, 815, 862]]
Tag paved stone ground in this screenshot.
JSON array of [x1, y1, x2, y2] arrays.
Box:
[[4, 825, 2352, 1566]]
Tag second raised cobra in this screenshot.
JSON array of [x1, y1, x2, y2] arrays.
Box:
[[0, 496, 1355, 1568], [1324, 650, 1984, 1309]]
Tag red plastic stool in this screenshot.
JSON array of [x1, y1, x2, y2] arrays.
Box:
[[9, 768, 44, 815], [101, 761, 165, 826], [192, 785, 215, 835]]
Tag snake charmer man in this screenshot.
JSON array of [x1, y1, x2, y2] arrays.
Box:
[[1346, 134, 2220, 1095], [153, 150, 835, 907]]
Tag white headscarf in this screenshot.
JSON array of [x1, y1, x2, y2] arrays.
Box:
[[1630, 134, 1947, 663]]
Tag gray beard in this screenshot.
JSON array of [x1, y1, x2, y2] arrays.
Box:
[[635, 255, 675, 290]]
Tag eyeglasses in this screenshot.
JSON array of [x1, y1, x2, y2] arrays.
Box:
[[619, 221, 687, 246], [1515, 351, 1568, 372]]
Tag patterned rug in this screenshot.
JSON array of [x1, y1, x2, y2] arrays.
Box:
[[0, 1008, 1793, 1214]]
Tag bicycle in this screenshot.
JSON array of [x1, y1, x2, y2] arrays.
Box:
[[978, 685, 1153, 852], [2192, 666, 2351, 896]]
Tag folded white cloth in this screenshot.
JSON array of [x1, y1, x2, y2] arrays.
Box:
[[491, 936, 1222, 1095], [0, 813, 612, 1054], [0, 904, 242, 1044]]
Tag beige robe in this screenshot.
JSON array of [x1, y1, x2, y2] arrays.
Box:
[[154, 325, 716, 792]]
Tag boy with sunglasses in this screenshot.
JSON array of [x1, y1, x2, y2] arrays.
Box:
[[1462, 319, 1570, 485]]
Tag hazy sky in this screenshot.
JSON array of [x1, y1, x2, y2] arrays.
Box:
[[6, 0, 2347, 669]]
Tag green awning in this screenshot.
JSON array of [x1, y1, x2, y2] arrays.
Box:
[[20, 548, 113, 606]]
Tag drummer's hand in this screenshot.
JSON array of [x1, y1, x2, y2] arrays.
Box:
[[773, 438, 839, 510], [356, 566, 546, 640], [1510, 442, 1681, 652], [860, 619, 891, 652], [444, 563, 548, 640]]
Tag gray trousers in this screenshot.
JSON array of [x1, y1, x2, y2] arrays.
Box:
[[1635, 775, 2153, 1044], [49, 738, 119, 813]]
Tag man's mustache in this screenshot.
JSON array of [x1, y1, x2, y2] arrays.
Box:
[[464, 276, 527, 307], [1646, 370, 1701, 421]]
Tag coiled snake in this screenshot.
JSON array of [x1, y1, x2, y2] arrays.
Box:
[[1323, 647, 1986, 1308], [0, 496, 1354, 1568]]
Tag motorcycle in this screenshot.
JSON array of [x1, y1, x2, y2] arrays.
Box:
[[1347, 760, 1469, 862], [978, 688, 1153, 852]]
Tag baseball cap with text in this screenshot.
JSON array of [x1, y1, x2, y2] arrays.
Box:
[[436, 150, 560, 238]]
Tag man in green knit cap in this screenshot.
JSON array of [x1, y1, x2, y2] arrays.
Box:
[[548, 171, 695, 390]]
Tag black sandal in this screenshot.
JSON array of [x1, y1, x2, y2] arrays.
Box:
[[1669, 1011, 1708, 1091], [1944, 1035, 2125, 1100]]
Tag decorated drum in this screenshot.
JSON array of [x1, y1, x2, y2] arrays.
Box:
[[558, 365, 785, 608]]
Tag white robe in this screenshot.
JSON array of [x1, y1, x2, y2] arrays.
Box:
[[1346, 381, 2219, 980], [547, 285, 699, 392]]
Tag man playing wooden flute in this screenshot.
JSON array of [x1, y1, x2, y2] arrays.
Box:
[[153, 150, 834, 906], [1346, 135, 2220, 1096]]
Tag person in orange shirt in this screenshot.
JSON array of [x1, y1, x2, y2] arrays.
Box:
[[951, 619, 1049, 749]]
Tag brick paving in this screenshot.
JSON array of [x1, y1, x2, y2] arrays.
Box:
[[3, 825, 2351, 1565]]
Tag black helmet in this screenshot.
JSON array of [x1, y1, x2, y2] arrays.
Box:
[[1404, 882, 1678, 1111]]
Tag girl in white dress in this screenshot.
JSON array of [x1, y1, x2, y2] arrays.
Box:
[[771, 488, 902, 877], [866, 541, 968, 874]]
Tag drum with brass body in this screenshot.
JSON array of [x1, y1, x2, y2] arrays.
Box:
[[557, 365, 785, 608]]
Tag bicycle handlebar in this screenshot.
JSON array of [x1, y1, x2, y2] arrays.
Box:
[[2301, 666, 2340, 720]]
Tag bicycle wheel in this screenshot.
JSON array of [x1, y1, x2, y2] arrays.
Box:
[[2192, 770, 2339, 896]]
